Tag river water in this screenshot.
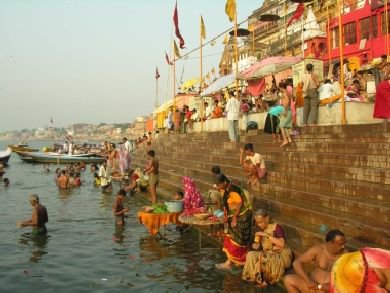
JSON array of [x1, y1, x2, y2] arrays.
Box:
[[0, 140, 284, 293]]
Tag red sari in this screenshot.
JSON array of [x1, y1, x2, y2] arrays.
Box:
[[373, 80, 390, 119]]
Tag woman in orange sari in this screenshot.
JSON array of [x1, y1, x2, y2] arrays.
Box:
[[214, 174, 253, 270], [330, 247, 390, 292], [211, 100, 223, 118]]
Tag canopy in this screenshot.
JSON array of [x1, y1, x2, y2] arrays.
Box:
[[200, 73, 236, 97], [180, 78, 200, 91], [238, 56, 302, 80], [153, 99, 174, 114]]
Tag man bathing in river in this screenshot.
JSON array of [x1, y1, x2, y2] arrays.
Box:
[[284, 229, 347, 292], [112, 189, 129, 225], [18, 194, 48, 235], [57, 170, 70, 189]]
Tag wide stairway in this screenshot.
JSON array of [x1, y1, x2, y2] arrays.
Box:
[[132, 123, 390, 254]]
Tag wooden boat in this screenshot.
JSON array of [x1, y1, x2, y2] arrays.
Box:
[[8, 142, 39, 152], [15, 151, 105, 164], [0, 148, 12, 165]]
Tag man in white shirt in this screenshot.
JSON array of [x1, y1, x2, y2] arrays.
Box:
[[240, 143, 266, 186], [122, 137, 133, 153], [68, 141, 74, 155], [225, 91, 241, 142]]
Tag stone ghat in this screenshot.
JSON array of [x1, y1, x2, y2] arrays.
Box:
[[132, 123, 390, 254]]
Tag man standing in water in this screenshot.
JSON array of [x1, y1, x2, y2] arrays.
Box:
[[18, 194, 48, 235], [57, 170, 70, 189], [112, 189, 129, 225], [144, 150, 159, 204]]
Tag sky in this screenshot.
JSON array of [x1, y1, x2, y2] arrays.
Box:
[[0, 0, 262, 132]]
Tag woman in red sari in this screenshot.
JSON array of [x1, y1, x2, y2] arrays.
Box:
[[214, 174, 253, 270]]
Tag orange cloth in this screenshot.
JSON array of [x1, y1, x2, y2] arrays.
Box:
[[227, 192, 242, 205], [296, 82, 304, 108], [212, 106, 223, 118], [138, 211, 181, 235]]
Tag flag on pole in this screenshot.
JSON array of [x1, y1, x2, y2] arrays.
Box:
[[223, 33, 229, 44], [225, 0, 236, 22], [165, 52, 173, 65], [155, 67, 160, 79], [174, 40, 181, 58], [200, 15, 206, 40], [287, 3, 305, 27], [173, 1, 185, 48]]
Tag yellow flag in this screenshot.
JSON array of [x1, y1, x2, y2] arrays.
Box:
[[223, 33, 229, 44], [225, 0, 236, 22], [174, 40, 181, 58], [200, 15, 206, 40]]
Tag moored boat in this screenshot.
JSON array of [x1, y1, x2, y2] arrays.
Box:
[[15, 151, 105, 164], [8, 142, 39, 152], [0, 148, 12, 165]]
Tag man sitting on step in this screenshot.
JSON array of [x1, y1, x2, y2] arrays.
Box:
[[240, 143, 267, 187], [283, 229, 347, 293]]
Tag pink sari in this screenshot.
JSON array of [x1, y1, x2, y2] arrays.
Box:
[[182, 176, 204, 211]]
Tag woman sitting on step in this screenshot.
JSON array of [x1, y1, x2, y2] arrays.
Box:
[[242, 209, 292, 288]]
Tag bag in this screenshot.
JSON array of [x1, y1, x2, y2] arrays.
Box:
[[246, 121, 258, 131]]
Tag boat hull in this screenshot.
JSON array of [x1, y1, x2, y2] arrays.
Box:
[[0, 148, 12, 165], [16, 151, 105, 164]]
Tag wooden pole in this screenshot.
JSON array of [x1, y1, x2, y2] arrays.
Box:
[[385, 0, 389, 56], [284, 1, 287, 54], [173, 42, 177, 130], [327, 4, 332, 76], [155, 77, 158, 109], [337, 0, 346, 124], [200, 16, 204, 132], [234, 5, 239, 99]]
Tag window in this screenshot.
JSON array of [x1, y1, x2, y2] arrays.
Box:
[[344, 22, 357, 45], [372, 15, 378, 38], [331, 26, 340, 48], [381, 11, 390, 35], [360, 17, 370, 40]]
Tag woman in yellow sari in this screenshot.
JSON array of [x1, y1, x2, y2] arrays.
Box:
[[214, 174, 253, 270], [242, 209, 292, 287]]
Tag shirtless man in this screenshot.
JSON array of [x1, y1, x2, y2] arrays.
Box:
[[112, 189, 129, 225], [57, 170, 70, 189], [18, 194, 48, 235], [284, 229, 347, 292], [144, 150, 159, 204]]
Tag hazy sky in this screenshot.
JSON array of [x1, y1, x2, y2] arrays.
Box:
[[0, 0, 261, 131]]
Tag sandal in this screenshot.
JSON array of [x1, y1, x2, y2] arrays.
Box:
[[280, 141, 289, 147]]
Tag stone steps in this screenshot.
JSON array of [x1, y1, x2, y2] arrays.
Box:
[[132, 158, 389, 248], [152, 178, 388, 251], [134, 153, 390, 204], [132, 123, 390, 252]]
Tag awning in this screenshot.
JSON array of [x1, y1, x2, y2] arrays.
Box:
[[153, 99, 174, 114], [238, 56, 302, 80], [200, 73, 236, 97]]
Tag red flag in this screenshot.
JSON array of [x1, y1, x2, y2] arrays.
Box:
[[165, 52, 173, 65], [287, 3, 305, 27], [155, 67, 160, 80], [173, 2, 185, 48]]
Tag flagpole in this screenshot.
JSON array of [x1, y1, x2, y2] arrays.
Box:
[[200, 16, 204, 132], [172, 41, 177, 131], [155, 76, 158, 109], [234, 4, 239, 99], [337, 0, 346, 125]]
